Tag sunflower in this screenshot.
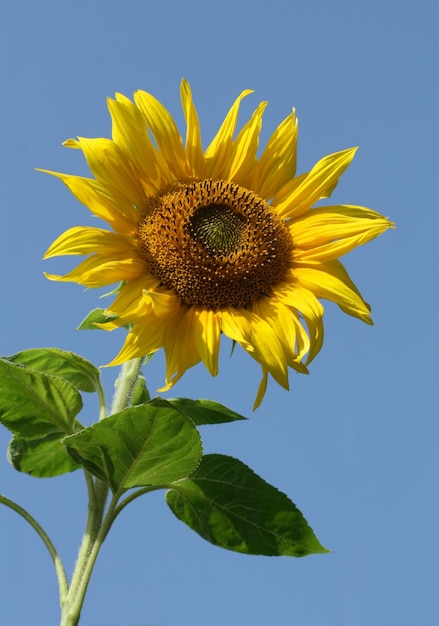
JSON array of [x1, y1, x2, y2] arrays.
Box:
[[42, 79, 393, 408]]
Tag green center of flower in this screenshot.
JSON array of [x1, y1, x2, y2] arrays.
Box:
[[138, 179, 293, 309], [190, 204, 246, 254]]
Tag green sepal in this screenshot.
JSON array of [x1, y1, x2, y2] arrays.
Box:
[[65, 398, 203, 493], [167, 398, 247, 425], [8, 429, 82, 477], [131, 375, 151, 405], [0, 359, 83, 438], [76, 308, 118, 330], [5, 348, 100, 393], [166, 454, 329, 557]]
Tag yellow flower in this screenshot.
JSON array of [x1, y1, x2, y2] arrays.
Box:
[[42, 80, 393, 408]]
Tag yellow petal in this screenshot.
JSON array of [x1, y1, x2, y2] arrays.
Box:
[[252, 297, 299, 365], [180, 79, 206, 176], [253, 368, 269, 411], [37, 171, 138, 233], [105, 276, 159, 324], [193, 308, 221, 376], [64, 137, 146, 205], [45, 252, 146, 287], [274, 283, 324, 363], [221, 308, 289, 389], [143, 290, 181, 318], [255, 296, 311, 373], [218, 307, 254, 352], [290, 204, 393, 262], [275, 147, 358, 219], [205, 88, 254, 177], [44, 226, 134, 258], [106, 313, 165, 366], [250, 108, 298, 199], [227, 101, 268, 185], [293, 260, 372, 324], [160, 306, 201, 390], [291, 314, 313, 364], [134, 89, 189, 179], [108, 95, 168, 192]]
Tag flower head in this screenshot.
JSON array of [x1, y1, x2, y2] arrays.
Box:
[[42, 80, 393, 408]]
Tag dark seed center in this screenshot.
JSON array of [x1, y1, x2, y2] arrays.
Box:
[[138, 179, 293, 309], [189, 204, 246, 255]]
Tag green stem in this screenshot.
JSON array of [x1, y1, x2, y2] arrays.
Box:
[[113, 484, 165, 521], [60, 492, 120, 626], [95, 378, 107, 422], [0, 494, 69, 605], [60, 358, 144, 626]]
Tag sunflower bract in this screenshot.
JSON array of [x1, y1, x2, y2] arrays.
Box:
[[41, 79, 393, 408]]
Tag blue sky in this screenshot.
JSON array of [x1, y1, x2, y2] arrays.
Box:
[[1, 0, 437, 624]]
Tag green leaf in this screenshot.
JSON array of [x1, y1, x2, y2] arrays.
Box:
[[65, 398, 203, 493], [76, 308, 118, 330], [0, 360, 83, 438], [166, 454, 329, 557], [167, 398, 247, 425], [6, 348, 100, 393], [8, 431, 81, 477]]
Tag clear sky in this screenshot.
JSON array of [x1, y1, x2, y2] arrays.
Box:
[[1, 1, 437, 624]]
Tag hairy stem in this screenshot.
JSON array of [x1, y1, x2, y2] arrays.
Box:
[[60, 358, 144, 626]]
